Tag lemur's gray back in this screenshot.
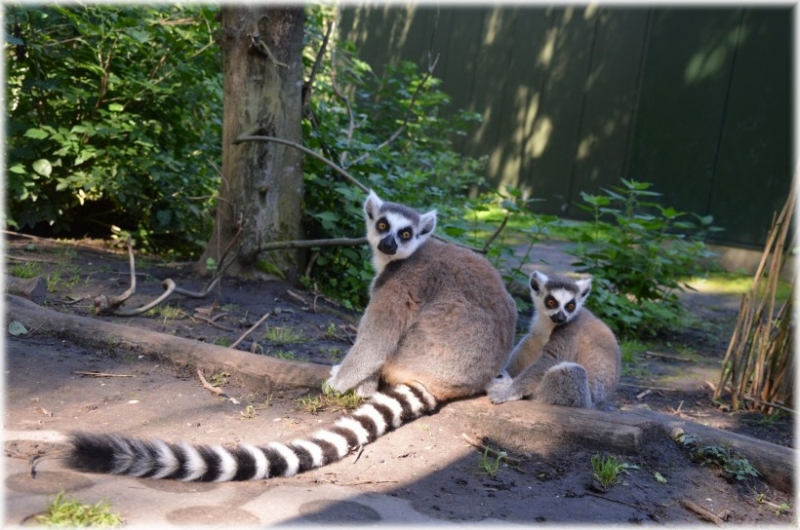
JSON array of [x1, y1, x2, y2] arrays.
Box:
[[65, 190, 517, 482]]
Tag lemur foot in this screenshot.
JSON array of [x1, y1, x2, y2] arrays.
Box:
[[486, 371, 522, 404]]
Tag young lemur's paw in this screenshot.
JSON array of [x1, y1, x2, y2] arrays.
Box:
[[486, 372, 522, 404]]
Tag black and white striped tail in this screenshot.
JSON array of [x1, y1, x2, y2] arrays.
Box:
[[65, 383, 437, 482]]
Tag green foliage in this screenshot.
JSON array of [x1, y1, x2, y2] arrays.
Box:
[[564, 179, 719, 338], [34, 491, 124, 527], [675, 429, 760, 482], [693, 444, 760, 482], [6, 5, 222, 254], [297, 381, 364, 413], [591, 453, 638, 490], [301, 5, 490, 308]]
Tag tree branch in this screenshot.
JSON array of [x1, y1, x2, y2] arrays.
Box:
[[233, 134, 368, 194]]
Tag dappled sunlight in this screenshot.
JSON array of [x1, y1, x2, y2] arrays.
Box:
[[684, 276, 753, 295], [538, 27, 557, 67], [483, 8, 505, 45], [526, 116, 553, 159], [684, 22, 749, 84]]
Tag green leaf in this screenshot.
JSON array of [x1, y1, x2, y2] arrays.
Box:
[[32, 159, 53, 177], [108, 103, 124, 112], [9, 164, 26, 174], [24, 128, 50, 140], [8, 321, 28, 336]]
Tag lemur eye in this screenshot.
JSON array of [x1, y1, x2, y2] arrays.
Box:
[[399, 229, 413, 240], [377, 220, 389, 232], [566, 302, 576, 312], [545, 298, 557, 309]]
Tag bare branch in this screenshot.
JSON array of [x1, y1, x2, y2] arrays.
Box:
[[234, 134, 368, 194]]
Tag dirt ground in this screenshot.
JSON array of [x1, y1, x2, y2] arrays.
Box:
[[4, 236, 796, 525]]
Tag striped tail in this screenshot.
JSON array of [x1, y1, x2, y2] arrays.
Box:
[[64, 383, 437, 482]]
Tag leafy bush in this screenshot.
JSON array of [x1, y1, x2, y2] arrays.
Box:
[[301, 6, 490, 308], [6, 5, 222, 254], [564, 179, 719, 338]]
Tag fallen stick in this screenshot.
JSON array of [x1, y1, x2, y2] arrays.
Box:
[[644, 351, 694, 363], [74, 371, 136, 378], [681, 499, 724, 526], [196, 368, 227, 397], [461, 432, 522, 466], [230, 310, 271, 350]]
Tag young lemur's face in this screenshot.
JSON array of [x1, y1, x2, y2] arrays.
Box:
[[364, 190, 436, 266], [530, 270, 591, 325]]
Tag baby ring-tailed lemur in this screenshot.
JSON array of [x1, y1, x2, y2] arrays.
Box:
[[65, 190, 517, 482], [487, 270, 620, 408]]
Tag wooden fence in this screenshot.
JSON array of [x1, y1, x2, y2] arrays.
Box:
[[339, 5, 792, 248]]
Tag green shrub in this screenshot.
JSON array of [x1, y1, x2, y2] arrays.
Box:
[[301, 5, 490, 308], [564, 179, 719, 338], [6, 5, 222, 254]]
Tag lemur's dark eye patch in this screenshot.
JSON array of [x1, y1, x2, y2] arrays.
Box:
[[377, 219, 389, 232], [566, 301, 576, 312], [545, 297, 557, 309], [399, 227, 413, 240]]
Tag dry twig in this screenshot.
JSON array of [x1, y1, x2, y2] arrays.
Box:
[[681, 499, 725, 526], [230, 311, 271, 350]]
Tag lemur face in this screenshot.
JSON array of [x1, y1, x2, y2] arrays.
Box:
[[530, 270, 591, 325], [364, 190, 436, 266]]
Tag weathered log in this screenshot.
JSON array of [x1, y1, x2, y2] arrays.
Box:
[[447, 398, 795, 493], [5, 275, 47, 304], [5, 294, 330, 392]]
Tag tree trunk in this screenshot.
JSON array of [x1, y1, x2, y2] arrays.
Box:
[[198, 6, 305, 283]]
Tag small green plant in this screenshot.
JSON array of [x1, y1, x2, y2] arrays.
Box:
[[208, 371, 229, 387], [676, 430, 760, 481], [211, 337, 231, 347], [240, 405, 257, 420], [564, 179, 720, 338], [591, 454, 638, 490], [477, 446, 505, 478], [9, 261, 41, 278], [693, 444, 760, 481], [324, 346, 344, 362], [34, 491, 124, 527], [324, 322, 338, 339], [264, 326, 306, 344], [271, 350, 297, 360], [296, 382, 364, 414], [145, 304, 185, 320]]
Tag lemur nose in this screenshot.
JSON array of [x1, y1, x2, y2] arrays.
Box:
[[378, 234, 398, 255], [552, 312, 567, 324]]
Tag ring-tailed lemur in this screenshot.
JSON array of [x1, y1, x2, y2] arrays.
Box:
[[487, 270, 620, 408], [65, 190, 517, 482]]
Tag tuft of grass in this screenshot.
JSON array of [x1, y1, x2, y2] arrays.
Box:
[[270, 350, 297, 360], [264, 325, 306, 344], [477, 445, 506, 478], [9, 261, 42, 279], [591, 454, 638, 490], [296, 382, 363, 414], [34, 491, 124, 527], [144, 304, 185, 320]]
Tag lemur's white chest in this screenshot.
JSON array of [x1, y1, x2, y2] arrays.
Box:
[[527, 310, 558, 352]]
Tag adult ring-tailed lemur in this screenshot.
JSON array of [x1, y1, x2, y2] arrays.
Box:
[[64, 190, 517, 482]]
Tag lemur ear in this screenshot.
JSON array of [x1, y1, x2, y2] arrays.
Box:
[[364, 190, 383, 220], [576, 277, 592, 300], [530, 271, 548, 294], [419, 210, 437, 237]]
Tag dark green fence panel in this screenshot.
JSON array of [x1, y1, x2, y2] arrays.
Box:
[[709, 8, 793, 247], [338, 6, 792, 248]]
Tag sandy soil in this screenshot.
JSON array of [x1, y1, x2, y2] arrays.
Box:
[[4, 236, 795, 525]]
